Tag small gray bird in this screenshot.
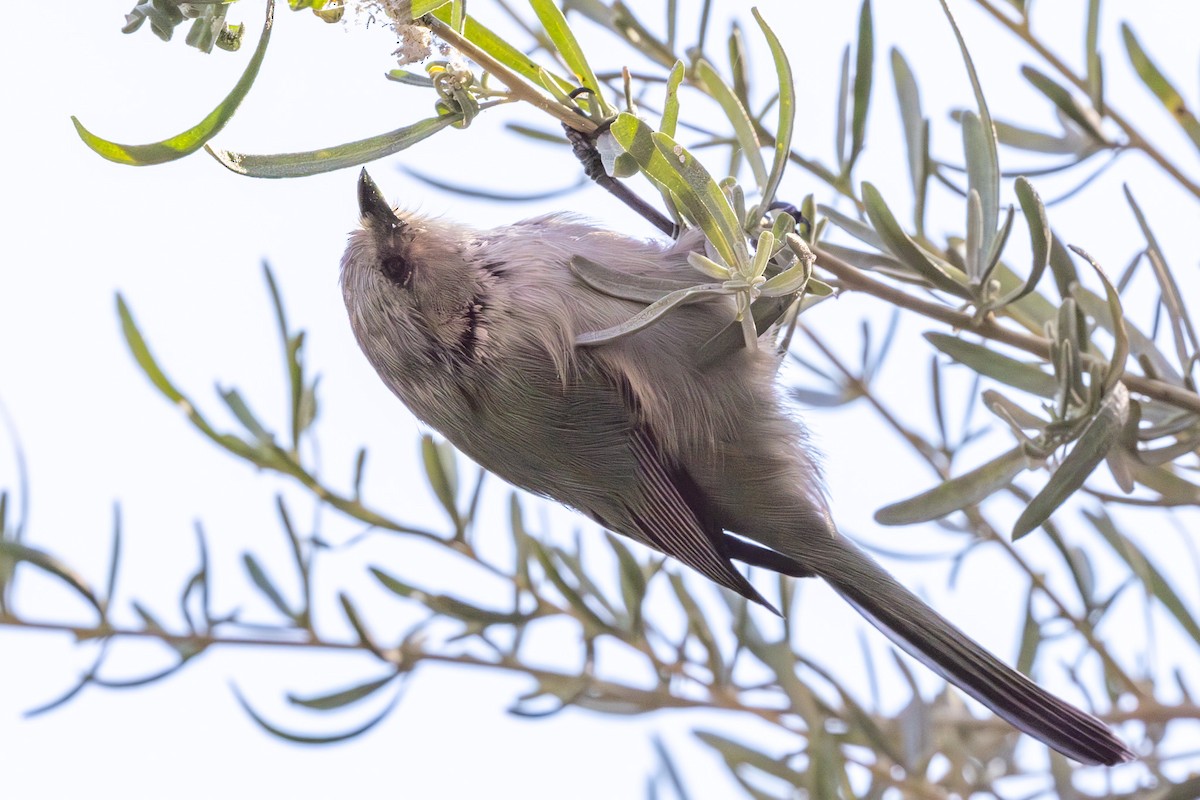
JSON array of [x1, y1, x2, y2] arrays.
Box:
[[342, 169, 1131, 765]]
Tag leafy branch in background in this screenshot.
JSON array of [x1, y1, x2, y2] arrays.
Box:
[[6, 0, 1200, 796]]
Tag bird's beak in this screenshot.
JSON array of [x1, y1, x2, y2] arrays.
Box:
[[358, 168, 401, 226]]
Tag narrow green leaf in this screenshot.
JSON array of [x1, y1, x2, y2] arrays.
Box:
[[233, 683, 400, 744], [938, 0, 999, 260], [1105, 397, 1139, 492], [509, 493, 533, 588], [371, 567, 420, 599], [0, 541, 103, 616], [861, 183, 968, 297], [1013, 382, 1130, 539], [848, 0, 874, 170], [24, 672, 96, 718], [818, 205, 886, 254], [1088, 509, 1200, 646], [965, 187, 984, 284], [412, 0, 449, 16], [735, 609, 814, 712], [875, 446, 1027, 525], [835, 45, 851, 173], [289, 674, 397, 710], [1068, 245, 1129, 392], [1128, 461, 1200, 504], [294, 375, 317, 443], [668, 573, 725, 685], [1021, 66, 1107, 142], [1085, 0, 1104, 111], [697, 294, 796, 366], [795, 653, 909, 766], [926, 333, 1058, 397], [978, 202, 1015, 290], [695, 730, 807, 784], [207, 114, 463, 178], [529, 539, 611, 634], [1122, 23, 1200, 151], [551, 545, 618, 618], [1124, 185, 1198, 376], [449, 12, 573, 91], [660, 61, 686, 139], [185, 523, 213, 632], [339, 592, 384, 656], [606, 2, 678, 68], [651, 737, 691, 800], [1016, 584, 1041, 675], [503, 122, 567, 143], [371, 567, 532, 625], [750, 8, 795, 220], [960, 111, 999, 269], [403, 165, 586, 201], [118, 293, 266, 462], [987, 264, 1059, 332], [242, 553, 295, 620], [72, 1, 275, 165], [759, 260, 810, 297], [103, 504, 122, 615], [219, 387, 275, 445], [421, 435, 461, 528], [1073, 285, 1181, 384], [436, 596, 534, 626], [1006, 176, 1051, 304], [387, 69, 434, 87], [574, 283, 727, 346], [695, 59, 767, 190], [991, 118, 1079, 154], [116, 295, 186, 404], [816, 249, 910, 291], [608, 113, 747, 269], [351, 448, 367, 499], [1047, 233, 1080, 300], [1052, 299, 1088, 408], [529, 0, 611, 116], [463, 466, 487, 529], [891, 48, 928, 232], [271, 502, 308, 631], [569, 255, 698, 303], [605, 533, 647, 634], [261, 263, 308, 449], [132, 602, 167, 635], [727, 22, 750, 107], [1056, 538, 1098, 612], [261, 267, 296, 441]]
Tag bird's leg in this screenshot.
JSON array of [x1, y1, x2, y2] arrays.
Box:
[[562, 96, 678, 238]]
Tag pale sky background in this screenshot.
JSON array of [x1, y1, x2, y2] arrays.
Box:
[[3, 2, 1199, 798]]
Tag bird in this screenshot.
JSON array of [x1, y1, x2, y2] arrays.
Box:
[[340, 168, 1132, 765]]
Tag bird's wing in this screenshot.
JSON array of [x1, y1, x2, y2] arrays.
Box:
[[617, 424, 778, 613]]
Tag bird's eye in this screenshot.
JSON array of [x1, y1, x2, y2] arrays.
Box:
[[380, 255, 414, 287]]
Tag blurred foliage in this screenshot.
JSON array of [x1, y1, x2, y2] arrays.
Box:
[[6, 0, 1200, 796]]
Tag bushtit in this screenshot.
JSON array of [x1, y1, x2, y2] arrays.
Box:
[[341, 169, 1131, 765]]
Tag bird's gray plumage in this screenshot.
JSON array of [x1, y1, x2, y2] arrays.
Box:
[[341, 169, 1131, 766]]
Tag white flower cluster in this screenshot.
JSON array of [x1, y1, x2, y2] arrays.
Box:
[[347, 1, 438, 66]]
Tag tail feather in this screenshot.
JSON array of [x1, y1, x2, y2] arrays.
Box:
[[807, 535, 1132, 766]]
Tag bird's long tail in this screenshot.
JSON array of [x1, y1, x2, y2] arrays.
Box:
[[803, 534, 1131, 765]]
